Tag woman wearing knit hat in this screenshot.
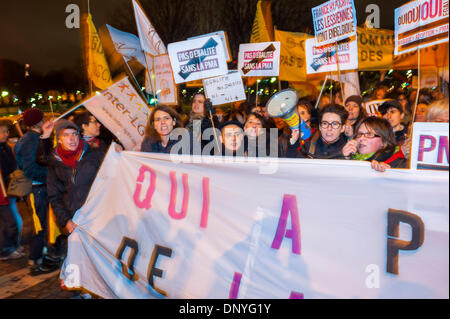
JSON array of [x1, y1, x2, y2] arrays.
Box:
[[344, 95, 367, 139]]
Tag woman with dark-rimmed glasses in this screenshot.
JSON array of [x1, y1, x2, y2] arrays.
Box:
[[342, 117, 407, 172]]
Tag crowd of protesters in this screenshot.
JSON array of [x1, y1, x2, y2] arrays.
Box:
[[0, 83, 448, 280]]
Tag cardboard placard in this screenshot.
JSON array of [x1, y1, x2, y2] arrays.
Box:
[[238, 42, 281, 77], [203, 71, 246, 106]]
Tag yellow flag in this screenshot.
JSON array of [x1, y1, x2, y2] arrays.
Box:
[[250, 0, 274, 43], [275, 29, 312, 82], [29, 193, 42, 235], [48, 205, 61, 245], [86, 14, 113, 89], [357, 26, 449, 71]]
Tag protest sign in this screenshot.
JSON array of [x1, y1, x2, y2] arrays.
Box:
[[203, 71, 246, 106], [189, 31, 232, 62], [83, 77, 150, 151], [61, 151, 449, 299], [238, 42, 281, 77], [364, 99, 389, 117], [168, 36, 228, 84], [311, 0, 357, 46], [410, 122, 449, 170], [154, 54, 177, 105], [394, 0, 449, 55], [275, 29, 311, 82], [305, 38, 358, 74]]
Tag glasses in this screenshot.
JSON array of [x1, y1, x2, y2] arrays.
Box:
[[320, 121, 342, 129], [355, 132, 381, 139]]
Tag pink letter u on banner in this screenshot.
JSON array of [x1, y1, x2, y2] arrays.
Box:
[[168, 171, 189, 219]]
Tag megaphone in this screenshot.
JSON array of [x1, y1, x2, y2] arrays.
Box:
[[266, 89, 311, 140]]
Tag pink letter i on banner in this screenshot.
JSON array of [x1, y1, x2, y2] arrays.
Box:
[[228, 272, 242, 299]]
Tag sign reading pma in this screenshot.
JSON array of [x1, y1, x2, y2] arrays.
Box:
[[312, 0, 357, 46], [168, 36, 228, 84], [238, 42, 280, 77], [410, 122, 449, 170]]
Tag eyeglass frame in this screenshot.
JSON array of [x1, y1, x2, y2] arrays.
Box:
[[320, 121, 342, 130]]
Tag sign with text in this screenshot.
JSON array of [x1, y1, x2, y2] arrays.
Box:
[[312, 0, 357, 46], [154, 54, 178, 105], [61, 151, 449, 299], [83, 77, 150, 151], [168, 36, 228, 84], [188, 31, 232, 62], [410, 122, 449, 170], [394, 0, 449, 55], [203, 71, 246, 106], [305, 38, 358, 74], [238, 42, 280, 77]]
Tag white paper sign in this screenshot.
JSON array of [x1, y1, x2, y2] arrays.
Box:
[[83, 77, 150, 151], [311, 0, 357, 46], [410, 122, 449, 170], [364, 99, 390, 117], [394, 0, 449, 55], [305, 38, 358, 74], [188, 31, 232, 62], [238, 42, 280, 77], [203, 71, 246, 106], [168, 36, 228, 84], [154, 54, 178, 105]]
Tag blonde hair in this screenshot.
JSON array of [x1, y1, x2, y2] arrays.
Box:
[[427, 99, 449, 122]]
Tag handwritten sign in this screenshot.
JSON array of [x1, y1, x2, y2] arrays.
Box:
[[168, 36, 228, 84], [154, 54, 178, 105], [203, 71, 246, 106], [311, 0, 357, 46], [238, 42, 280, 77]]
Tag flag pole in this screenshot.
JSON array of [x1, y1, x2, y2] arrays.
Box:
[[123, 56, 148, 101], [315, 74, 329, 109], [335, 40, 345, 103], [411, 48, 421, 123]]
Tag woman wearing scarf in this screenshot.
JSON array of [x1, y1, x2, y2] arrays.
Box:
[[342, 117, 407, 172]]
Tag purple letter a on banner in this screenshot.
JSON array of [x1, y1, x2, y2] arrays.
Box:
[[271, 194, 301, 255]]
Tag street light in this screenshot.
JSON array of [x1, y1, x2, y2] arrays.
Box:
[[1, 91, 8, 97]]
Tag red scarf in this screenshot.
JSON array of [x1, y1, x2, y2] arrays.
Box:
[[56, 140, 85, 168]]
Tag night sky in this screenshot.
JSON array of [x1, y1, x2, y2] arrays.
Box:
[[1, 0, 407, 74]]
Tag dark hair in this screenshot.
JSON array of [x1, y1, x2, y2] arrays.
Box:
[[245, 112, 267, 129], [297, 98, 314, 114], [0, 119, 12, 129], [319, 104, 349, 125], [191, 93, 207, 117], [73, 111, 94, 131], [355, 117, 397, 157], [146, 105, 183, 142]]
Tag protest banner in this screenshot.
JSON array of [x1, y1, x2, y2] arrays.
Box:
[[189, 31, 232, 62], [250, 0, 274, 43], [364, 99, 389, 117], [394, 0, 449, 55], [275, 29, 310, 82], [82, 77, 151, 151], [311, 0, 357, 46], [305, 38, 358, 74], [105, 24, 146, 67], [154, 54, 177, 105], [61, 150, 449, 299], [203, 71, 246, 106], [86, 14, 113, 90], [168, 36, 228, 84], [410, 122, 449, 170], [238, 42, 281, 77]]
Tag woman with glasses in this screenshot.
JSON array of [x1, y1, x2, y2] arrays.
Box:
[[141, 105, 185, 154], [342, 117, 407, 172], [287, 104, 349, 159]]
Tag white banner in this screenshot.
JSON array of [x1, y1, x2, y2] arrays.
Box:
[[132, 0, 167, 56], [83, 78, 150, 151], [154, 54, 178, 105], [105, 24, 146, 67], [394, 0, 449, 55], [311, 0, 357, 46], [305, 38, 358, 74], [168, 36, 228, 84], [61, 151, 449, 299], [410, 122, 449, 170], [203, 71, 246, 106], [238, 42, 280, 77]]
